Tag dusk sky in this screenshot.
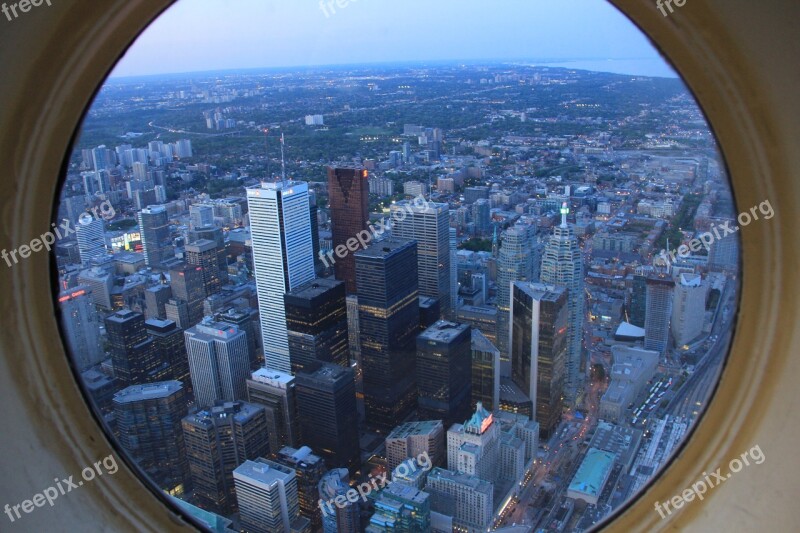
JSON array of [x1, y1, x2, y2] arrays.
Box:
[[111, 0, 675, 78]]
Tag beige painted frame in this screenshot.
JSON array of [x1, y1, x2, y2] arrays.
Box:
[[0, 0, 797, 530]]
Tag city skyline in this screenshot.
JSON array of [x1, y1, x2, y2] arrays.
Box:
[[54, 49, 735, 530], [109, 0, 676, 78]]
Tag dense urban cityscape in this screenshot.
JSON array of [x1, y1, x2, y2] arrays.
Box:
[[54, 61, 739, 532]]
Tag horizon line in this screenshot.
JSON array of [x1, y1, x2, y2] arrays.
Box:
[[108, 56, 676, 81]]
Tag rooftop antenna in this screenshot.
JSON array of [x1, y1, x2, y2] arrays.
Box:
[[262, 128, 270, 183], [280, 132, 287, 187], [560, 201, 569, 228]]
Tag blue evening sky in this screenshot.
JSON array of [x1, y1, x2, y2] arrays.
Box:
[[111, 0, 675, 78]]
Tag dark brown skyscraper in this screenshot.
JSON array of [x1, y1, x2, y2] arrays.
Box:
[[327, 165, 369, 293]]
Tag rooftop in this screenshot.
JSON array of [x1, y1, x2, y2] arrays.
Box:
[[419, 320, 469, 343], [354, 237, 415, 258], [233, 459, 294, 486], [186, 317, 241, 340], [463, 402, 493, 435], [427, 467, 493, 494], [471, 329, 499, 354], [113, 381, 183, 403], [386, 420, 443, 440], [286, 277, 344, 299], [250, 367, 294, 387], [186, 401, 264, 426], [568, 448, 616, 498]]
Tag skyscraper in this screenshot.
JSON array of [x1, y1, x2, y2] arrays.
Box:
[[672, 273, 708, 346], [294, 362, 360, 472], [416, 320, 472, 427], [446, 402, 499, 483], [355, 239, 420, 433], [273, 446, 327, 531], [75, 217, 106, 266], [629, 273, 648, 328], [318, 469, 359, 533], [216, 307, 259, 371], [510, 282, 568, 439], [113, 381, 190, 495], [345, 294, 361, 368], [389, 200, 451, 317], [182, 401, 270, 516], [184, 318, 250, 408], [105, 309, 167, 387], [540, 203, 585, 403], [449, 227, 459, 315], [165, 298, 190, 330], [309, 198, 323, 276], [138, 205, 173, 268], [144, 284, 172, 320], [185, 239, 221, 296], [644, 274, 675, 355], [327, 165, 370, 293], [470, 329, 500, 412], [234, 459, 309, 533], [189, 204, 214, 229], [472, 199, 491, 236], [144, 318, 190, 394], [495, 224, 536, 370], [58, 286, 105, 371], [284, 278, 349, 373], [247, 180, 316, 373], [169, 263, 206, 328], [246, 368, 300, 453], [707, 221, 739, 272]]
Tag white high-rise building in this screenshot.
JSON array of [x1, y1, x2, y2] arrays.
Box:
[[233, 459, 301, 533], [672, 273, 707, 346], [189, 204, 214, 229], [184, 318, 250, 407], [390, 200, 451, 317], [446, 402, 499, 483], [403, 180, 428, 197], [540, 203, 585, 403], [496, 224, 536, 370], [58, 285, 105, 371], [137, 205, 173, 268], [247, 180, 315, 373], [75, 218, 106, 266], [174, 139, 193, 158]]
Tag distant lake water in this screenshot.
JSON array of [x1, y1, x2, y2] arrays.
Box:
[[534, 58, 679, 79]]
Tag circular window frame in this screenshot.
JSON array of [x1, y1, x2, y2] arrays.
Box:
[[0, 0, 792, 531]]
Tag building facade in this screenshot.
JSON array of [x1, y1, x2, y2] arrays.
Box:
[[285, 278, 349, 373], [247, 180, 316, 373], [327, 165, 370, 294], [355, 239, 420, 433], [510, 282, 568, 439]]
